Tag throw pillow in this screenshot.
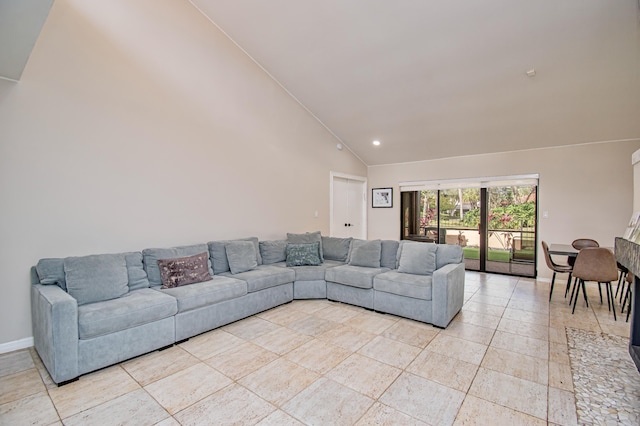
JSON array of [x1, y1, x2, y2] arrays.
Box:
[[259, 240, 288, 264], [286, 242, 322, 267], [321, 236, 352, 262], [226, 241, 258, 274], [397, 242, 437, 275], [64, 253, 129, 305], [287, 231, 324, 262], [208, 237, 261, 274], [157, 252, 212, 289], [349, 240, 382, 268], [142, 244, 213, 286]]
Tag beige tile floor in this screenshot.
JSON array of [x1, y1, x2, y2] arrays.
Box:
[[0, 271, 633, 425]]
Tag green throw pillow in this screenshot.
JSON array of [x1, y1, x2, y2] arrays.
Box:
[[286, 242, 322, 267]]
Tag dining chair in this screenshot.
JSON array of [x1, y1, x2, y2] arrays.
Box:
[[568, 238, 600, 304], [571, 238, 600, 250], [622, 273, 633, 322], [571, 247, 618, 320], [616, 262, 629, 303], [568, 238, 599, 267], [541, 241, 573, 301]]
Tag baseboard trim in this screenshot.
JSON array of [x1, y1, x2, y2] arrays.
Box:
[[0, 337, 34, 354]]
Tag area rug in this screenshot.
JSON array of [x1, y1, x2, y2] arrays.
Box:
[[567, 328, 640, 425]]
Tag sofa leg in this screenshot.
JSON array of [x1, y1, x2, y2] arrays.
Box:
[[56, 377, 79, 387], [158, 344, 175, 351]]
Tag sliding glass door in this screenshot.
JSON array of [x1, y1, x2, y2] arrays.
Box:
[[400, 176, 537, 278], [484, 185, 537, 276]]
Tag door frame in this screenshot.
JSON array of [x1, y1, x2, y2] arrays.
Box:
[[330, 172, 367, 239]]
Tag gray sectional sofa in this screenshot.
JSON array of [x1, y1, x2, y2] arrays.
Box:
[[30, 232, 464, 385]]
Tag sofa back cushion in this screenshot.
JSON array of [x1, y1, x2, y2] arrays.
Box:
[[125, 252, 151, 291], [36, 258, 67, 290], [321, 236, 352, 262], [349, 239, 382, 268], [287, 232, 323, 262], [208, 237, 261, 274], [436, 244, 464, 269], [397, 241, 437, 275], [226, 241, 259, 274], [36, 252, 149, 293], [64, 253, 129, 305], [157, 252, 212, 288], [380, 240, 400, 269], [259, 240, 288, 264], [143, 244, 213, 286]]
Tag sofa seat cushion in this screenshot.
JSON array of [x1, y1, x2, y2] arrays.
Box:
[[374, 271, 433, 301], [220, 265, 295, 293], [325, 265, 390, 289], [159, 276, 247, 313], [290, 259, 345, 281], [78, 288, 177, 339]]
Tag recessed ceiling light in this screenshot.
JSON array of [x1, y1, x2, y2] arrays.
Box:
[[372, 140, 381, 146]]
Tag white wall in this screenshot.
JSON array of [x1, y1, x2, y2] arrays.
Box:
[[0, 0, 366, 346], [367, 140, 640, 279]]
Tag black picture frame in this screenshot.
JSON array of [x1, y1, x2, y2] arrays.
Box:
[[372, 187, 393, 208]]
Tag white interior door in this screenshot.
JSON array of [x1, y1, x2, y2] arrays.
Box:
[[331, 173, 367, 239]]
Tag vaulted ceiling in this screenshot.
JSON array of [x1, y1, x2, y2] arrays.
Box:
[[4, 1, 640, 166], [191, 0, 640, 165]]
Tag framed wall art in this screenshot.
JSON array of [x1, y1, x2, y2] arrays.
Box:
[[372, 187, 393, 208]]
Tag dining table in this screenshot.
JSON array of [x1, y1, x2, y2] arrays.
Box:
[[548, 243, 613, 257], [548, 244, 579, 257]]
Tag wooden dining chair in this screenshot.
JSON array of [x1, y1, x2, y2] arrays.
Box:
[[541, 241, 573, 301], [571, 247, 618, 320]]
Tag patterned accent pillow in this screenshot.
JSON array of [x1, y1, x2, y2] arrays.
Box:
[[286, 242, 322, 267], [287, 231, 324, 262], [157, 252, 212, 289]]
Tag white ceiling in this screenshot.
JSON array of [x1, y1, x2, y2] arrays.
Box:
[[192, 0, 640, 165]]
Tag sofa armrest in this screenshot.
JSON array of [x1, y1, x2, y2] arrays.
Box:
[[431, 262, 465, 328], [31, 284, 79, 384]]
